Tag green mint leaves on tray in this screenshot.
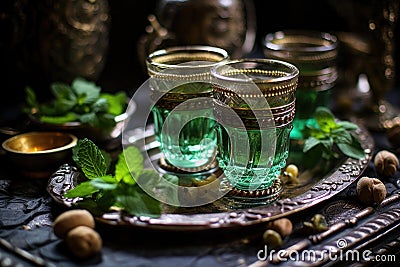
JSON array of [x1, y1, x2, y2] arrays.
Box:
[[25, 77, 127, 129], [302, 107, 365, 163], [64, 138, 162, 218]]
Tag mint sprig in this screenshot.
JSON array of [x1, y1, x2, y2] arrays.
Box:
[[302, 107, 365, 163], [24, 77, 127, 129], [64, 138, 163, 218]]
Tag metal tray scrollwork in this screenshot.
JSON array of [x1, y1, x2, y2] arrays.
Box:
[[47, 124, 374, 232]]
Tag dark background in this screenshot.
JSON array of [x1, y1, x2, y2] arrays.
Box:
[[1, 0, 399, 123]]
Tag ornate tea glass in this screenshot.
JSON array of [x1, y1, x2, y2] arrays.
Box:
[[264, 30, 338, 140], [211, 59, 299, 202], [146, 46, 229, 171]]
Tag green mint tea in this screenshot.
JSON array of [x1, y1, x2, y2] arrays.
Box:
[[216, 123, 292, 191], [151, 83, 217, 170]]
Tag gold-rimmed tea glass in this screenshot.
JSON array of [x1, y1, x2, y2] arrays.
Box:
[[264, 30, 338, 140], [146, 46, 229, 171], [211, 59, 299, 202]]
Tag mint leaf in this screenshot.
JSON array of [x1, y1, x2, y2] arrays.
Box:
[[332, 128, 352, 144], [72, 138, 109, 179], [136, 170, 161, 188], [51, 82, 74, 101], [303, 137, 321, 153], [319, 138, 334, 151], [115, 184, 161, 218], [100, 92, 127, 115], [101, 150, 112, 172], [97, 113, 116, 129], [336, 135, 365, 159], [49, 83, 76, 114], [90, 176, 118, 190], [303, 125, 326, 139], [25, 86, 38, 110], [79, 112, 98, 126], [115, 146, 143, 183], [64, 180, 99, 198], [95, 191, 116, 212], [92, 98, 109, 113], [72, 78, 100, 104], [315, 107, 337, 132], [40, 112, 78, 124], [336, 121, 359, 131], [70, 198, 104, 216]]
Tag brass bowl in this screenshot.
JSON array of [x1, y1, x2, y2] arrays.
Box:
[[2, 132, 78, 178]]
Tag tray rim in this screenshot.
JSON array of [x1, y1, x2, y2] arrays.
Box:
[[46, 124, 374, 232]]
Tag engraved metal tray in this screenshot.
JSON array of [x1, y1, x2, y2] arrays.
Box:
[[47, 124, 374, 232]]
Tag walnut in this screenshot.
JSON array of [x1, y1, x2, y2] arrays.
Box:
[[66, 226, 102, 259], [356, 177, 387, 205], [53, 209, 95, 239], [266, 218, 293, 238], [374, 150, 399, 177]]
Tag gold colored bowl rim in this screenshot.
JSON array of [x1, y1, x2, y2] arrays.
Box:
[[2, 132, 78, 155]]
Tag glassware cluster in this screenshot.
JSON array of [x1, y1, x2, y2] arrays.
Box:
[[145, 45, 303, 205]]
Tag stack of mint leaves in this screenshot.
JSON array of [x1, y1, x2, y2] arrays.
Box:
[[64, 138, 177, 217], [302, 107, 365, 165], [25, 77, 127, 129]]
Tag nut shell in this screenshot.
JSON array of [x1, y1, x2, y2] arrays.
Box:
[[374, 150, 399, 177], [285, 164, 299, 179], [356, 177, 387, 205], [262, 229, 283, 249], [266, 218, 293, 237], [66, 226, 102, 259], [53, 209, 95, 239]]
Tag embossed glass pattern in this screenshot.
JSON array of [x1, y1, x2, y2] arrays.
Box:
[[146, 46, 229, 171], [211, 59, 299, 200]]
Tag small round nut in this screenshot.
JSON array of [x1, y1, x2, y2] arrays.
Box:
[[66, 226, 102, 259], [374, 150, 399, 177], [310, 214, 328, 232], [285, 164, 299, 179], [262, 229, 283, 249], [266, 218, 293, 238], [53, 209, 95, 239], [356, 177, 387, 205], [282, 164, 299, 185]]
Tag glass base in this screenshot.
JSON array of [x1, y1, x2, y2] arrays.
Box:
[[219, 163, 284, 191], [157, 156, 219, 174], [222, 178, 283, 208]]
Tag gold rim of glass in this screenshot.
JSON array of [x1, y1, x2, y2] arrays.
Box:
[[263, 30, 338, 62], [210, 58, 299, 97], [146, 45, 229, 77]]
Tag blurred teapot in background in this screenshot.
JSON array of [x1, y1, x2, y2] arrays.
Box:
[[137, 0, 257, 69]]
